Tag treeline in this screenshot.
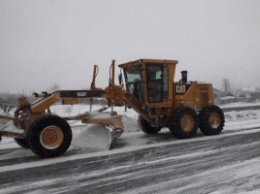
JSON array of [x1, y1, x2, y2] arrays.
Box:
[[0, 93, 33, 113]]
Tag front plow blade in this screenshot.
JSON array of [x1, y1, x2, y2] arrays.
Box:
[[74, 124, 112, 150], [73, 112, 124, 150], [79, 112, 124, 149], [73, 124, 124, 150]]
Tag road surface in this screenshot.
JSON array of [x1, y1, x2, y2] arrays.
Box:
[[1, 126, 260, 194]]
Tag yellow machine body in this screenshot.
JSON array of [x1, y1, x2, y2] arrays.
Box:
[[0, 59, 224, 158], [118, 59, 215, 127]]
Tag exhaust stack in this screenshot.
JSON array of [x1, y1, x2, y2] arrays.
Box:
[[181, 70, 188, 83]]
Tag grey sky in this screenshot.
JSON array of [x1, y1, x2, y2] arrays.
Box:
[[0, 0, 259, 94]]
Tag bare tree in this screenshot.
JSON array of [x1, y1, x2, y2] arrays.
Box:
[[0, 95, 15, 113]]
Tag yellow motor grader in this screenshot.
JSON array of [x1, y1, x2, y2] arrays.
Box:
[[0, 59, 225, 158]]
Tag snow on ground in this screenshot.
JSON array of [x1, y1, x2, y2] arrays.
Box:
[[2, 102, 260, 151], [2, 102, 260, 193]]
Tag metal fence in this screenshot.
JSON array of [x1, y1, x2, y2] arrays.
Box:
[[221, 105, 260, 112]]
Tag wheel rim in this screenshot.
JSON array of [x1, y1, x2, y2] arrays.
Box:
[[181, 114, 195, 132], [40, 126, 64, 149], [209, 112, 221, 128]]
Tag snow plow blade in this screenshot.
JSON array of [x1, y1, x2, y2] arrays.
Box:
[[74, 124, 113, 150], [73, 112, 124, 150]]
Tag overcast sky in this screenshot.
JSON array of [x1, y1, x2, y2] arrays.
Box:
[[0, 0, 259, 94]]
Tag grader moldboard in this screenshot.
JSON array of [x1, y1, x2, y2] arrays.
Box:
[[0, 59, 225, 158]]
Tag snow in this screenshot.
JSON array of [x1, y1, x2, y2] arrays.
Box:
[[1, 102, 260, 151], [1, 102, 260, 193], [0, 121, 24, 133], [72, 124, 112, 150], [221, 96, 236, 100]]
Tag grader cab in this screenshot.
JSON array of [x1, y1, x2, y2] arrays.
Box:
[[0, 59, 225, 158], [119, 59, 224, 138]]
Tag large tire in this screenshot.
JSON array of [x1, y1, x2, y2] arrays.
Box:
[[14, 138, 30, 149], [27, 115, 72, 158], [138, 116, 160, 134], [199, 105, 225, 135], [168, 107, 198, 139]]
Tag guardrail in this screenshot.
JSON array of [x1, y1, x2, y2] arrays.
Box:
[[221, 105, 260, 112]]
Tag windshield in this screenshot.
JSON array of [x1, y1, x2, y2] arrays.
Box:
[[123, 65, 143, 97], [124, 65, 142, 82]]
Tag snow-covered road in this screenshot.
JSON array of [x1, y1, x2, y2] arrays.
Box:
[[1, 124, 260, 193], [1, 104, 260, 193]]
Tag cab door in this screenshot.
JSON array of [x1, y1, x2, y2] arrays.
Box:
[[146, 64, 169, 103]]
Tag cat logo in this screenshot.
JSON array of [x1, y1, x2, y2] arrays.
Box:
[[176, 85, 186, 93], [175, 84, 190, 95]]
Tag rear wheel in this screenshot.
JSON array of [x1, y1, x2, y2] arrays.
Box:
[[138, 116, 160, 134], [168, 107, 198, 139], [199, 105, 225, 135], [27, 115, 72, 158]]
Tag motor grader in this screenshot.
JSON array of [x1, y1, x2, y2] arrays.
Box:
[[0, 59, 225, 158]]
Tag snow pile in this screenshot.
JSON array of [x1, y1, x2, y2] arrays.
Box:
[[72, 124, 112, 151]]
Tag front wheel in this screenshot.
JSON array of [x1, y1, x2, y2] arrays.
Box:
[[27, 115, 72, 158], [199, 105, 225, 135], [168, 107, 198, 139]]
